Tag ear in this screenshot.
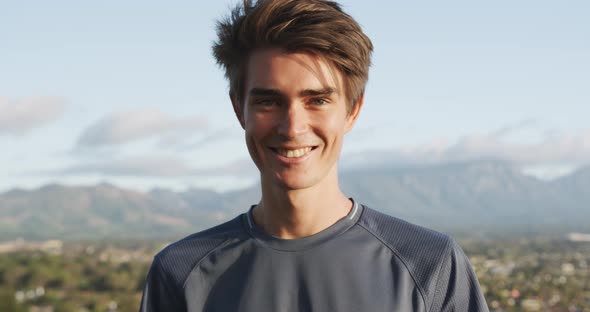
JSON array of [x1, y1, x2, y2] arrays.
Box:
[[231, 93, 246, 129], [345, 95, 364, 133]]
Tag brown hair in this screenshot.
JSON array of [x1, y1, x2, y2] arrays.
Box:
[[212, 0, 373, 112]]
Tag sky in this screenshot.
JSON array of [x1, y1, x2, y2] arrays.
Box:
[[1, 0, 589, 192]]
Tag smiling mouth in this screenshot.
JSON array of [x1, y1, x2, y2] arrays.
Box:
[[270, 146, 316, 158]]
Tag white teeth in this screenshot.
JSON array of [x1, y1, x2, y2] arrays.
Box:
[[277, 147, 312, 158]]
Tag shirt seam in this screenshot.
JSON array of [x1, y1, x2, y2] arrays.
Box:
[[153, 256, 185, 310], [428, 238, 453, 312], [180, 229, 244, 289], [357, 223, 428, 311]]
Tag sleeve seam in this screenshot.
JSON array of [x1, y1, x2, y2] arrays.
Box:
[[180, 230, 243, 289], [153, 255, 185, 309], [357, 223, 429, 311], [428, 237, 453, 312]]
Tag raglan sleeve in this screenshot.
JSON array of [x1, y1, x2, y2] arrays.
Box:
[[139, 256, 185, 312], [429, 239, 489, 312]]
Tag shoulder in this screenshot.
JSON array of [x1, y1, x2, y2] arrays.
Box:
[[357, 206, 456, 302], [357, 206, 488, 311], [358, 205, 453, 261], [151, 215, 245, 289]]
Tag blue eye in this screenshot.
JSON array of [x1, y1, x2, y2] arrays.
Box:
[[311, 98, 328, 105]]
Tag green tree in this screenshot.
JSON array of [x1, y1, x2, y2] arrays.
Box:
[[0, 288, 26, 312]]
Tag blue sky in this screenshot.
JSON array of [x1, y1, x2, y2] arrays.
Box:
[[1, 0, 589, 192]]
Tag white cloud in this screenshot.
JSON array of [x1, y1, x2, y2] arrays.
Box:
[[60, 156, 195, 177], [175, 127, 241, 151], [489, 118, 537, 139], [444, 128, 590, 165], [0, 96, 66, 135], [54, 156, 257, 178], [76, 107, 207, 147], [343, 127, 590, 169]]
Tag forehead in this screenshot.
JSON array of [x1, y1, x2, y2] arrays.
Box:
[[245, 48, 343, 94]]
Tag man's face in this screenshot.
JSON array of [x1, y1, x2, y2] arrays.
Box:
[[236, 48, 362, 190]]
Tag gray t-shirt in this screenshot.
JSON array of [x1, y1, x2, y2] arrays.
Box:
[[140, 200, 489, 311]]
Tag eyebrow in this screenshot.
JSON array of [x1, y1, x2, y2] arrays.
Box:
[[249, 88, 283, 96], [249, 87, 337, 97], [300, 87, 337, 97]]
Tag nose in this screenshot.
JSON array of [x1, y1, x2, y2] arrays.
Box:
[[277, 102, 307, 138]]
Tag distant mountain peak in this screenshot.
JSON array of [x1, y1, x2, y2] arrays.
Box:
[[1, 160, 588, 240]]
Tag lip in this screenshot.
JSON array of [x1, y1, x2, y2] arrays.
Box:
[[269, 146, 318, 165]]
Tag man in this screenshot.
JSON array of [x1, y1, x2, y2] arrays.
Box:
[[140, 0, 489, 311]]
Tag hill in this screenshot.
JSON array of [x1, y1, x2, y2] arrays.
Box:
[[1, 161, 588, 240]]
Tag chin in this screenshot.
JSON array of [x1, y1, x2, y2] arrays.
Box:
[[269, 172, 318, 191]]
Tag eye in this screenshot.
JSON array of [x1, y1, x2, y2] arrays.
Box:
[[310, 98, 329, 105], [254, 99, 277, 106]]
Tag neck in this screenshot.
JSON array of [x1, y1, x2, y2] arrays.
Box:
[[252, 166, 352, 239]]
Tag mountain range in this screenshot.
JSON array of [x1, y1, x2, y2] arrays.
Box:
[[1, 160, 588, 241]]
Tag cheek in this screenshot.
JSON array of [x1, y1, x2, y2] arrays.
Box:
[[245, 115, 275, 143], [317, 115, 347, 141]]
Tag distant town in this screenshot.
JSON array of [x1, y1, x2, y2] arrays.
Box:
[[0, 233, 589, 311]]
